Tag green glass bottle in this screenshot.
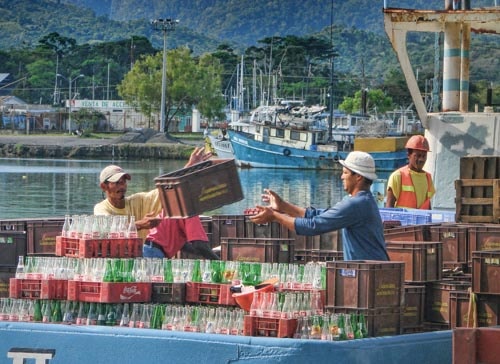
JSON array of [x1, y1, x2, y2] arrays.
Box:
[[338, 314, 347, 341], [163, 259, 173, 283], [191, 260, 202, 282], [33, 299, 42, 322], [52, 300, 63, 323], [103, 259, 114, 282]]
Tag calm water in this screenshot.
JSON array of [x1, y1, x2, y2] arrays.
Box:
[[0, 157, 377, 220]]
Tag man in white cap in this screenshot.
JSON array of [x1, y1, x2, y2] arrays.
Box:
[[95, 147, 219, 260], [250, 151, 388, 261]]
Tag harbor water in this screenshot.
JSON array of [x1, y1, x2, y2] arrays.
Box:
[[0, 157, 390, 220]]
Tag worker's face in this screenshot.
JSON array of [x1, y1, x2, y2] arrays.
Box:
[[102, 176, 128, 201], [408, 150, 427, 172], [341, 167, 357, 194]]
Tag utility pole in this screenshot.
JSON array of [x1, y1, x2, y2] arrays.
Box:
[[151, 18, 179, 133]]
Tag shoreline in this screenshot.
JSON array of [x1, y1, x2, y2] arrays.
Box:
[[0, 134, 197, 160]]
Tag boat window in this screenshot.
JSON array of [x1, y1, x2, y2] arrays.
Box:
[[256, 125, 260, 133], [290, 130, 302, 141], [276, 128, 285, 138]]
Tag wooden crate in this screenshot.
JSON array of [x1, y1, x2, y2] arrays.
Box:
[[455, 179, 500, 223], [460, 156, 500, 179]]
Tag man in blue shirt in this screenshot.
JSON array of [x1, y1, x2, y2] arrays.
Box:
[[250, 151, 389, 261]]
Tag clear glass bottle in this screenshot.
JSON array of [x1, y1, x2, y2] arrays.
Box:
[[15, 256, 25, 279], [127, 216, 138, 238], [61, 215, 71, 238]]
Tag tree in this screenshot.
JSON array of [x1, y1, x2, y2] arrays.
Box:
[[118, 47, 225, 133], [339, 88, 394, 114]]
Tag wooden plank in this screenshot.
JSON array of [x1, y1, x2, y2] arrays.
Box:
[[456, 179, 500, 223]]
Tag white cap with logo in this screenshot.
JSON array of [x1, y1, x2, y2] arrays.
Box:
[[339, 151, 377, 181], [99, 165, 131, 183]]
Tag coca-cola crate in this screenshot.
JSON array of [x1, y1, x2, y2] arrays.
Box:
[[383, 224, 433, 242], [472, 250, 500, 295], [154, 159, 244, 218], [326, 260, 405, 309], [211, 215, 245, 246], [0, 267, 15, 298], [293, 249, 343, 264], [55, 236, 142, 258], [325, 306, 402, 337], [67, 281, 151, 303], [386, 241, 443, 282], [0, 231, 26, 268], [430, 224, 469, 265], [425, 280, 471, 323], [185, 282, 237, 306], [402, 284, 425, 330], [455, 179, 500, 223], [450, 290, 500, 329], [243, 315, 297, 338], [453, 327, 500, 364], [26, 218, 64, 256], [221, 238, 294, 263], [9, 278, 68, 300], [468, 225, 500, 265], [151, 283, 186, 304]]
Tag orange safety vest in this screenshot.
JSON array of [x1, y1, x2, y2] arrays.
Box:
[[395, 166, 433, 209]]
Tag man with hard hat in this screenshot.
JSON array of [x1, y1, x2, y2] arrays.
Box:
[[250, 151, 389, 261], [386, 135, 435, 209]]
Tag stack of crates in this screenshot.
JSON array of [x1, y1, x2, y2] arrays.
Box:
[[0, 220, 27, 298], [324, 260, 405, 337], [207, 214, 343, 264]]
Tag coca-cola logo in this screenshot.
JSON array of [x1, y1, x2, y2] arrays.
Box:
[[119, 285, 142, 300]]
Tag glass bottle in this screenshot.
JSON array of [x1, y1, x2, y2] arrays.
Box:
[[106, 304, 117, 326], [76, 302, 86, 325], [87, 303, 98, 325], [15, 256, 25, 279], [191, 259, 202, 282], [344, 314, 354, 340], [97, 303, 106, 325], [338, 313, 347, 341], [42, 301, 51, 323], [329, 314, 340, 341], [120, 303, 130, 327], [33, 299, 42, 322], [321, 314, 331, 341], [103, 259, 115, 282], [310, 315, 322, 339], [129, 304, 139, 328], [62, 300, 74, 324], [52, 300, 63, 323], [127, 216, 138, 238], [61, 215, 71, 238], [163, 259, 173, 283]]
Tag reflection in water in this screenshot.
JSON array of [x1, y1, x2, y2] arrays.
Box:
[[0, 158, 387, 219]]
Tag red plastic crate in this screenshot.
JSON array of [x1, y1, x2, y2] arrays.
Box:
[[430, 224, 469, 265], [55, 236, 142, 258], [9, 278, 68, 300], [450, 290, 500, 329], [67, 280, 151, 303], [453, 327, 500, 364], [386, 241, 443, 282], [402, 284, 425, 330], [185, 282, 237, 306], [243, 315, 297, 338], [326, 260, 405, 309], [325, 306, 402, 337], [221, 238, 294, 263], [472, 250, 500, 295], [425, 280, 471, 324], [293, 249, 343, 264]]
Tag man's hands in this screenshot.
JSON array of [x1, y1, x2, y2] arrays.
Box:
[[136, 211, 162, 230], [185, 147, 212, 167], [249, 189, 282, 224]]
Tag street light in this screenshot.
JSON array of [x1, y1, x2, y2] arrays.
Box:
[[151, 18, 179, 133], [57, 73, 84, 134]]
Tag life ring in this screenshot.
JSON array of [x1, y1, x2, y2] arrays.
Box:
[[283, 148, 291, 156]]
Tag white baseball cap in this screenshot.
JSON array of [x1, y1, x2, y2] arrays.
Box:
[[339, 151, 377, 181], [99, 165, 131, 183]]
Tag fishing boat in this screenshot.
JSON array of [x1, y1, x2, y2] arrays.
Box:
[[207, 120, 256, 159], [228, 104, 407, 171]]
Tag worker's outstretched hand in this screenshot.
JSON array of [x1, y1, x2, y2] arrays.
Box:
[[186, 146, 212, 167], [249, 206, 275, 224], [262, 189, 284, 212]]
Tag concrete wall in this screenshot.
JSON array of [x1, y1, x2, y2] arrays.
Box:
[[0, 322, 452, 364]]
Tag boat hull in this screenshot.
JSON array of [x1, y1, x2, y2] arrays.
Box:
[[208, 135, 235, 159], [229, 130, 407, 171]]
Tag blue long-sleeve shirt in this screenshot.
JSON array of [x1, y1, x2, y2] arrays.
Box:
[[294, 190, 389, 261]]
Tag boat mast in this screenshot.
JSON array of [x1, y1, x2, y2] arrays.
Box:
[[327, 0, 336, 143]]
